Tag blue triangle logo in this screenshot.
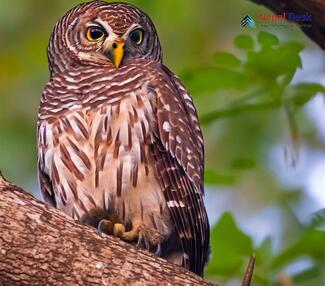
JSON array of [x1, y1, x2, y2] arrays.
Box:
[[241, 15, 256, 28]]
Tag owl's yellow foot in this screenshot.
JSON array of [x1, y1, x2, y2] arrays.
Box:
[[113, 223, 140, 242], [113, 223, 163, 253], [98, 219, 113, 236]]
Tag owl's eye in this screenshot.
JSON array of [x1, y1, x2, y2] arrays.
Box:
[[86, 26, 106, 41], [129, 29, 143, 45]]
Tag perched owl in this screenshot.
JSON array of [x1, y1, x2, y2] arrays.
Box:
[[37, 1, 210, 276]]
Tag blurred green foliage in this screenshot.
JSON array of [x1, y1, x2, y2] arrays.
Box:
[[0, 1, 324, 285], [191, 32, 324, 285], [181, 32, 324, 126], [206, 212, 254, 276], [207, 212, 325, 285]]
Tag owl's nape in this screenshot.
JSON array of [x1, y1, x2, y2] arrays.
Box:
[[47, 1, 162, 75], [39, 0, 209, 277]]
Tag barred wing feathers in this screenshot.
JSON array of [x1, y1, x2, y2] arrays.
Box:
[[151, 66, 210, 276]]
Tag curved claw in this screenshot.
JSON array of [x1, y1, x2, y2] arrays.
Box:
[[136, 233, 142, 248], [98, 219, 113, 236], [155, 243, 161, 256], [136, 231, 150, 250]]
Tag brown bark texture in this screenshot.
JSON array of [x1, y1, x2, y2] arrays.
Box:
[[0, 174, 215, 286], [251, 0, 325, 50]]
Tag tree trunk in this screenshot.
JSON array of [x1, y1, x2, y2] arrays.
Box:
[[0, 174, 214, 286], [250, 0, 325, 50]]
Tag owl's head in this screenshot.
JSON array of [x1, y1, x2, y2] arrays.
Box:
[[48, 1, 162, 75]]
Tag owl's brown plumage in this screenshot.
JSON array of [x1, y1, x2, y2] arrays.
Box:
[[38, 1, 209, 276]]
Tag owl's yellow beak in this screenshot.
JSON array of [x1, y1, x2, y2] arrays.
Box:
[[112, 41, 125, 68]]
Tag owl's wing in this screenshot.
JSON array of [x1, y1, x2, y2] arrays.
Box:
[[38, 161, 57, 208], [37, 89, 57, 208], [150, 66, 210, 276]]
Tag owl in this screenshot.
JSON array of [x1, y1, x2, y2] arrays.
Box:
[[37, 1, 209, 276]]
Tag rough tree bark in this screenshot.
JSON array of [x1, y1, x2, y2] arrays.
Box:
[[250, 0, 325, 50], [0, 174, 215, 286]]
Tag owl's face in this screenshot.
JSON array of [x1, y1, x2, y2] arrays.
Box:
[[48, 1, 162, 74]]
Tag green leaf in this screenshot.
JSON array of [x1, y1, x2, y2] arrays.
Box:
[[245, 41, 304, 81], [285, 41, 305, 54], [292, 264, 324, 284], [180, 67, 249, 94], [309, 209, 325, 229], [291, 83, 325, 106], [205, 169, 237, 185], [234, 34, 254, 50], [272, 229, 325, 269], [295, 83, 325, 93], [200, 99, 281, 125], [257, 31, 279, 47], [257, 237, 273, 262], [205, 212, 253, 276], [253, 237, 273, 285], [214, 52, 241, 68]]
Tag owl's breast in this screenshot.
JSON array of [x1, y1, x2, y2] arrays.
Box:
[[38, 85, 167, 226]]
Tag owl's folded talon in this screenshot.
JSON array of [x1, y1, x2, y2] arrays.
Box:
[[97, 219, 113, 236], [136, 232, 150, 250], [112, 223, 163, 255]]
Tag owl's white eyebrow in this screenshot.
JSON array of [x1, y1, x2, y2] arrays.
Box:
[[85, 23, 100, 28], [124, 23, 142, 36], [89, 18, 114, 34]]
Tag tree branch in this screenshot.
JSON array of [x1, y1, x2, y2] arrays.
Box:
[[250, 0, 325, 50], [0, 174, 214, 286]]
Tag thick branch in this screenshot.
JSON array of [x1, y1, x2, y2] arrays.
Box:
[[250, 0, 325, 50], [0, 175, 214, 286]]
